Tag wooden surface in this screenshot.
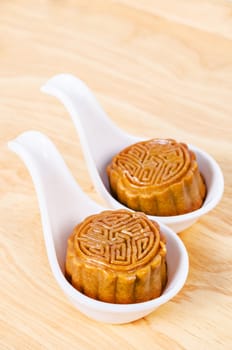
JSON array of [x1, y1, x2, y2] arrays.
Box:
[[1, 1, 232, 349]]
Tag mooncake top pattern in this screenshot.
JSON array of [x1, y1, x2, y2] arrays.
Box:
[[111, 139, 192, 188], [72, 210, 161, 271]]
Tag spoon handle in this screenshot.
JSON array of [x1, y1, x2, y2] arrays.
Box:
[[8, 131, 103, 264], [41, 74, 135, 170]]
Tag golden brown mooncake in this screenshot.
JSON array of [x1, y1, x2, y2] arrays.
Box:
[[65, 209, 167, 304], [107, 139, 206, 216]]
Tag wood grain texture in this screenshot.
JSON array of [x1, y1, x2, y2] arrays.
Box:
[[0, 1, 231, 349]]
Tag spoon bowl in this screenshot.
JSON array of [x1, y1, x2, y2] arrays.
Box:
[[41, 74, 224, 232], [8, 131, 188, 324]]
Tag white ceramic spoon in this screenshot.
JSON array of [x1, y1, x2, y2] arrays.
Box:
[[41, 74, 224, 233], [8, 131, 188, 324]]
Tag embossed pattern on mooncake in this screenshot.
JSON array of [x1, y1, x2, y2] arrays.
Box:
[[65, 210, 167, 304], [107, 139, 206, 216]]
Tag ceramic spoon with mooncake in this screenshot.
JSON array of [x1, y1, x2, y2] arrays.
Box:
[[41, 74, 224, 232], [8, 130, 188, 324]]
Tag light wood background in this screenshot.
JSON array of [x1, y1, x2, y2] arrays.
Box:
[[1, 1, 231, 349]]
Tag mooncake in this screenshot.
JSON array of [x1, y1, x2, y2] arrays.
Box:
[[107, 139, 206, 216], [65, 209, 167, 304]]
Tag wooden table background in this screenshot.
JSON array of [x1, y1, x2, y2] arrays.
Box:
[[1, 1, 231, 349]]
